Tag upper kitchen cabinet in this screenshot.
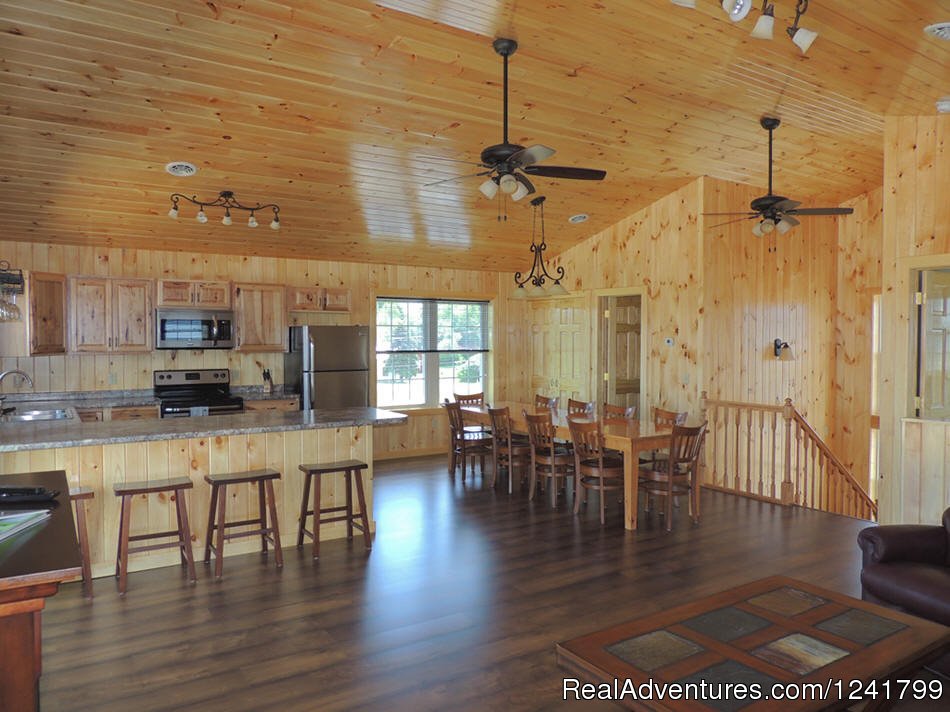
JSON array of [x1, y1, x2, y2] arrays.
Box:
[[69, 276, 153, 353], [287, 286, 351, 312], [157, 279, 230, 309], [233, 282, 286, 352], [27, 271, 67, 355]]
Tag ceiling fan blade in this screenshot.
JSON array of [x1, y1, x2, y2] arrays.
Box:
[[508, 144, 556, 168], [773, 199, 801, 212], [707, 216, 759, 229], [423, 171, 490, 187], [786, 207, 855, 216], [781, 215, 801, 227], [418, 154, 484, 167], [522, 165, 606, 180], [702, 211, 759, 216]]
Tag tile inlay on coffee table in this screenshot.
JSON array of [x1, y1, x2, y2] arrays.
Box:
[[556, 576, 950, 711]]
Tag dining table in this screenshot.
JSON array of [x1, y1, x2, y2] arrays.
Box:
[[460, 401, 674, 530]]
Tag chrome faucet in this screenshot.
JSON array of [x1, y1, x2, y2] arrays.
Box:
[[0, 370, 34, 409]]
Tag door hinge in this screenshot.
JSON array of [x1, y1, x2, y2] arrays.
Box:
[[603, 309, 610, 319], [913, 291, 924, 306], [914, 395, 922, 410], [603, 372, 609, 382]]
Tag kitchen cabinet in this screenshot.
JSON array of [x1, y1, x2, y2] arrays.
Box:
[[232, 283, 286, 352], [157, 280, 230, 309], [69, 277, 153, 353], [287, 286, 351, 313], [108, 405, 160, 421], [27, 271, 67, 355], [244, 397, 299, 412]]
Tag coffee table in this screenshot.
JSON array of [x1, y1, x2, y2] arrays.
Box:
[[556, 576, 949, 711]]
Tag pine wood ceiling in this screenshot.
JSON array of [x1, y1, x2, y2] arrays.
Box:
[[0, 1, 947, 271]]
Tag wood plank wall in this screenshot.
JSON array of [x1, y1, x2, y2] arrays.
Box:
[[901, 420, 950, 525], [0, 241, 504, 459], [702, 177, 838, 440], [880, 115, 950, 524], [832, 188, 883, 490]]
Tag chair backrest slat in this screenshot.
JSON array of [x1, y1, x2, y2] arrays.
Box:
[[454, 392, 484, 407], [443, 399, 464, 433], [567, 398, 595, 416], [535, 394, 558, 410], [653, 406, 688, 427], [603, 402, 637, 423]]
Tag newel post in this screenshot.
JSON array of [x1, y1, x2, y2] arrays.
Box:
[[781, 397, 795, 505]]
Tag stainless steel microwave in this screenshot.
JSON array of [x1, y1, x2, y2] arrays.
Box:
[[156, 309, 234, 349]]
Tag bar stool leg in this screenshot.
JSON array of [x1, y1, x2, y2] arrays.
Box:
[[74, 498, 93, 599], [214, 483, 228, 580], [175, 488, 197, 583], [353, 469, 372, 550], [204, 483, 219, 564], [311, 472, 322, 560], [117, 495, 132, 595], [115, 494, 126, 580], [258, 479, 268, 554], [297, 471, 312, 547], [265, 480, 283, 568], [345, 470, 354, 540], [174, 493, 186, 566]]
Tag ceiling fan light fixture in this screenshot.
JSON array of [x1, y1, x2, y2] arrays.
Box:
[[759, 219, 775, 235], [752, 220, 765, 237], [498, 173, 518, 194], [722, 0, 752, 22], [510, 182, 529, 201], [479, 178, 499, 199], [776, 217, 795, 235], [750, 3, 775, 39]]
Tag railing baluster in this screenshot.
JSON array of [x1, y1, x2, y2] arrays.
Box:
[[733, 406, 741, 492], [758, 408, 765, 497], [711, 404, 720, 487], [745, 408, 753, 494]]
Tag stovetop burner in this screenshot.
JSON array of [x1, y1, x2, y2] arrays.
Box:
[[154, 369, 244, 418]]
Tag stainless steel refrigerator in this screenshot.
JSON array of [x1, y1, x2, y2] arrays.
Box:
[[285, 325, 370, 409]]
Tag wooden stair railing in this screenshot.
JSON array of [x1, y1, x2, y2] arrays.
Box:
[[700, 392, 877, 521]]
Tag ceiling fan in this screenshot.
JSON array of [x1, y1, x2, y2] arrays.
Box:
[[425, 38, 606, 201], [704, 116, 853, 236]]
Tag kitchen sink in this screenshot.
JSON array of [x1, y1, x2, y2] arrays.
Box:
[[0, 407, 77, 423]]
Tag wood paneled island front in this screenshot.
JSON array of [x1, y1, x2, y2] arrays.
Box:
[[0, 408, 406, 577]]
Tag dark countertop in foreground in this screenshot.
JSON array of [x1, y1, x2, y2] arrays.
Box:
[[0, 408, 407, 453]]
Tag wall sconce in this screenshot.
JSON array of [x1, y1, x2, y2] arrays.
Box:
[[773, 338, 792, 359]]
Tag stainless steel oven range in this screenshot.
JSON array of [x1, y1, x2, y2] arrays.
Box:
[[153, 369, 244, 418]]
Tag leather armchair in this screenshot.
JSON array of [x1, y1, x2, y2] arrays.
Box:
[[857, 508, 950, 626]]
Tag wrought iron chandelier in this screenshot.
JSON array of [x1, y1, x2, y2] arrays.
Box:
[[513, 196, 568, 298], [168, 190, 280, 229]]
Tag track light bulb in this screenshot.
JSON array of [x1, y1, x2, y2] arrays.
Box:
[[270, 216, 280, 230], [479, 178, 499, 199], [722, 0, 752, 22], [248, 214, 258, 228], [751, 7, 775, 39], [222, 209, 232, 226], [499, 173, 518, 194], [789, 26, 818, 54], [196, 209, 208, 224], [168, 207, 179, 219]]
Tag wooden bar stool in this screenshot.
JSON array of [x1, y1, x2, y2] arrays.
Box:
[[68, 486, 94, 598], [113, 477, 197, 595], [203, 468, 283, 580], [297, 459, 371, 560]]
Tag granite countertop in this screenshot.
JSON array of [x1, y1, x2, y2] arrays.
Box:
[[1, 386, 296, 411], [0, 407, 407, 452]]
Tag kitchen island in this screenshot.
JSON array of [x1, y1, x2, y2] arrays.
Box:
[[0, 408, 406, 577]]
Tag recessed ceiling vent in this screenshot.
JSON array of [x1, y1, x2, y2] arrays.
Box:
[[924, 22, 950, 41], [165, 161, 197, 177]]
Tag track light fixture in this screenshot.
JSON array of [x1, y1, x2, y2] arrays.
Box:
[[786, 0, 818, 53], [672, 0, 819, 53], [750, 1, 775, 39], [513, 196, 568, 299], [168, 190, 281, 230]]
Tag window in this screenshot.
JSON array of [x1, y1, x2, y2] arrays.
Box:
[[375, 298, 490, 408], [914, 269, 950, 420]]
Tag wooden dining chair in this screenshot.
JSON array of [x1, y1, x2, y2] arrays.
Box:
[[567, 398, 595, 417], [443, 400, 492, 480], [454, 392, 485, 407], [603, 403, 637, 422], [523, 410, 574, 505], [641, 406, 688, 464], [534, 394, 558, 411], [569, 418, 624, 525], [488, 406, 531, 493], [639, 422, 707, 530]]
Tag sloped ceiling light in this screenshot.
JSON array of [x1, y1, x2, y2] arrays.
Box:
[[722, 0, 752, 22], [786, 0, 818, 54], [750, 2, 775, 39], [513, 196, 568, 299], [168, 190, 281, 229]]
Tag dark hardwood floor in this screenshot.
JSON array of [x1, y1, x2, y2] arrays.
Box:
[[40, 456, 876, 711]]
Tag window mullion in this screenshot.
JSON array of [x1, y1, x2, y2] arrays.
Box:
[[425, 301, 440, 406]]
